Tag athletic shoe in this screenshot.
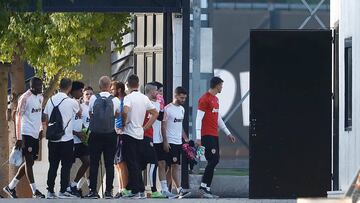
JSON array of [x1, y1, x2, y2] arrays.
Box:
[[131, 192, 146, 199], [114, 192, 122, 198], [161, 190, 178, 199], [33, 190, 45, 198], [199, 187, 219, 199], [69, 186, 81, 198], [104, 190, 113, 199], [150, 191, 165, 198], [58, 191, 77, 199], [121, 189, 134, 198], [47, 191, 58, 199], [84, 190, 100, 199], [3, 186, 17, 198], [178, 189, 191, 198]]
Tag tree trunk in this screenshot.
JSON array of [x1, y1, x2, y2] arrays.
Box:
[[8, 54, 32, 198], [0, 63, 10, 197], [42, 68, 63, 108]]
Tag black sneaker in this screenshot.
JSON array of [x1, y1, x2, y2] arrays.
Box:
[[85, 190, 100, 199], [114, 192, 122, 199], [104, 190, 113, 199], [3, 186, 17, 198], [33, 190, 45, 198], [178, 189, 191, 198], [70, 186, 81, 198], [199, 187, 218, 199]]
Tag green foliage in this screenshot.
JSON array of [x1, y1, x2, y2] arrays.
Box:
[[0, 11, 131, 86]]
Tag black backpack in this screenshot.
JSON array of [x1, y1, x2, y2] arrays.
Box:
[[46, 97, 70, 141], [89, 94, 115, 134]]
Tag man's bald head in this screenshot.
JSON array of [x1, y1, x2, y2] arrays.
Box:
[[99, 76, 111, 91]]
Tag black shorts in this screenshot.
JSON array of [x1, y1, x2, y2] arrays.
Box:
[[74, 143, 89, 159], [140, 137, 157, 170], [166, 144, 182, 165], [22, 135, 39, 160], [154, 143, 167, 161]]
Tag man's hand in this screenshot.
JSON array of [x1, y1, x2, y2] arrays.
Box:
[[15, 140, 22, 150], [78, 132, 87, 143], [163, 141, 171, 153], [195, 139, 201, 147], [227, 134, 236, 143], [38, 130, 44, 140]]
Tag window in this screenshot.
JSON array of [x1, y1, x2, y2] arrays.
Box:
[[345, 37, 352, 131]]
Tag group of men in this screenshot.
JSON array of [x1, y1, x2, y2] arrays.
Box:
[[3, 74, 236, 199]]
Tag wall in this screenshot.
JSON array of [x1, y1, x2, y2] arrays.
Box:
[[334, 0, 360, 192]]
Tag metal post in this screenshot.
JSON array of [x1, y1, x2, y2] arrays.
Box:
[[181, 0, 190, 189], [191, 0, 201, 141]]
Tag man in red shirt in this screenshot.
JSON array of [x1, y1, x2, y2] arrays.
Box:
[[195, 77, 236, 198]]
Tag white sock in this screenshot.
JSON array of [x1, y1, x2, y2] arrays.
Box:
[[8, 178, 20, 190], [71, 181, 77, 188], [160, 180, 169, 192], [30, 183, 37, 194], [200, 182, 207, 188], [77, 178, 85, 190], [177, 187, 183, 194]]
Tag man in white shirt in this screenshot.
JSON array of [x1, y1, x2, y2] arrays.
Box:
[[67, 81, 89, 198], [43, 78, 81, 199], [121, 75, 158, 199], [86, 76, 121, 199], [162, 86, 190, 198], [3, 77, 45, 199]]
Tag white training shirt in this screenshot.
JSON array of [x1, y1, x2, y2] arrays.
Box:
[[81, 103, 90, 128], [16, 90, 43, 140], [123, 91, 155, 140], [89, 92, 121, 115], [72, 100, 83, 144], [152, 101, 163, 144], [163, 103, 185, 145], [44, 92, 80, 142]]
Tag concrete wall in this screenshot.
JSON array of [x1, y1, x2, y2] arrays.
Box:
[[332, 0, 360, 192]]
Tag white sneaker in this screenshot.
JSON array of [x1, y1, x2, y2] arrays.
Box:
[[161, 190, 178, 199], [47, 192, 58, 199], [58, 191, 77, 199], [131, 192, 146, 199]]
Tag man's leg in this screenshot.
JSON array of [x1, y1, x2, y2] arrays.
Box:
[[73, 144, 90, 184], [59, 140, 74, 193], [103, 133, 117, 193], [47, 141, 61, 193], [123, 134, 140, 194], [88, 133, 102, 192], [200, 136, 219, 192]]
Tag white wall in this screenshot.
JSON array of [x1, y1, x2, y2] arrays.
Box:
[[333, 0, 360, 191]]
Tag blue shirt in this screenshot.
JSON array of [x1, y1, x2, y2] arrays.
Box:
[[115, 99, 124, 129]]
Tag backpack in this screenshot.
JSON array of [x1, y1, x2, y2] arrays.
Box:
[[89, 94, 115, 134], [46, 97, 70, 141]]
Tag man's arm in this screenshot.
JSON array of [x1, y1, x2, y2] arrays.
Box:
[[121, 106, 129, 130], [218, 115, 236, 143], [161, 120, 170, 152], [182, 129, 189, 143], [143, 109, 159, 131], [195, 110, 205, 146]]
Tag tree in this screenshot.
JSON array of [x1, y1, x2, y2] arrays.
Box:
[[0, 11, 131, 197]]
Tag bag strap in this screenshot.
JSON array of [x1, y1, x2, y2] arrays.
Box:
[[63, 118, 71, 131], [51, 97, 68, 107]]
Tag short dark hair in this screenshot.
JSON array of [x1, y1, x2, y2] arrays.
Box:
[[83, 86, 93, 92], [30, 77, 42, 87], [71, 81, 84, 92], [59, 78, 72, 90], [152, 81, 163, 90], [175, 86, 187, 95], [210, 77, 224, 89], [127, 74, 139, 88]]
